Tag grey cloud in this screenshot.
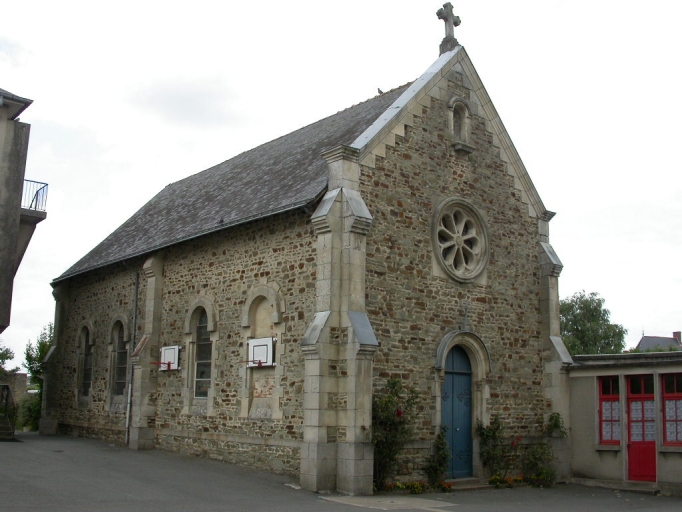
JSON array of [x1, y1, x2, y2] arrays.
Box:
[[130, 79, 241, 128]]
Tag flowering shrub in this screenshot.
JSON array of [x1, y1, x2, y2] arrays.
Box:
[[476, 417, 521, 479], [488, 475, 502, 487], [370, 378, 419, 490], [479, 414, 564, 488], [438, 480, 454, 492], [384, 480, 452, 494], [404, 481, 426, 494], [527, 468, 555, 487]]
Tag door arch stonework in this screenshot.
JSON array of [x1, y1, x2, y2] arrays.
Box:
[[434, 331, 491, 477]]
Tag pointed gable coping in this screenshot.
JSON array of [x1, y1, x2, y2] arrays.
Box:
[[350, 48, 460, 152], [351, 46, 549, 220]]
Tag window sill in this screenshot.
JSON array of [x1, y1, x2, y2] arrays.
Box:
[[596, 444, 621, 451], [452, 141, 476, 155], [660, 445, 682, 453]]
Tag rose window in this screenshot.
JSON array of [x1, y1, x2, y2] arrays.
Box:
[[432, 199, 489, 282]]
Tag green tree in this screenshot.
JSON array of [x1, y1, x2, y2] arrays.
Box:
[[23, 323, 54, 390], [560, 291, 626, 355], [0, 340, 19, 375]]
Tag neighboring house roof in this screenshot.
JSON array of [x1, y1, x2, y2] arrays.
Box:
[[636, 336, 682, 352], [0, 88, 33, 120], [571, 351, 682, 371], [55, 85, 410, 282]]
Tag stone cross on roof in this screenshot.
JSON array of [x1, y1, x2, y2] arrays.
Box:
[[437, 2, 461, 55]]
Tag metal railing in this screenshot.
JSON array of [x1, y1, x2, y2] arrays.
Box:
[[22, 179, 48, 212]]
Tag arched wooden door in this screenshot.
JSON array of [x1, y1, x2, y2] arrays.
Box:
[[442, 345, 473, 478]]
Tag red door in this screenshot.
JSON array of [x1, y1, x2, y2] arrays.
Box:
[[627, 375, 656, 481]]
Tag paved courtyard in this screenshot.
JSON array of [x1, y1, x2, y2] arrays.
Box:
[[2, 432, 681, 512]]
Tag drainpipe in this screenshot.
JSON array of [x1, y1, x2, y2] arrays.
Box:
[[124, 269, 140, 445]]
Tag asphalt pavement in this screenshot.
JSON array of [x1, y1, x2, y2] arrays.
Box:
[[2, 432, 682, 512]]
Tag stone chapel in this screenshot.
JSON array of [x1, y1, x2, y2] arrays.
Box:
[[42, 4, 570, 496]]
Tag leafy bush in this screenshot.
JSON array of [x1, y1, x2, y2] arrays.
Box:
[[478, 414, 563, 488], [476, 416, 520, 478], [527, 467, 555, 487], [16, 393, 41, 431], [544, 412, 568, 438], [425, 427, 450, 488], [370, 378, 418, 490], [383, 480, 428, 494], [520, 441, 553, 479]]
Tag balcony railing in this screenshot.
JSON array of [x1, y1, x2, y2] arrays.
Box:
[[22, 179, 48, 212]]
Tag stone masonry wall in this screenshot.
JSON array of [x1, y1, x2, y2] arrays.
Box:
[[152, 210, 316, 475], [49, 258, 146, 444], [53, 210, 316, 475], [362, 74, 547, 479]]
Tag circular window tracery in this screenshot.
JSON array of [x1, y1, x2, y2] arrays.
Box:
[[432, 198, 489, 282]]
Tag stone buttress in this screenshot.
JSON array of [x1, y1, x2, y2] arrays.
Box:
[[129, 253, 165, 449], [300, 146, 378, 495]]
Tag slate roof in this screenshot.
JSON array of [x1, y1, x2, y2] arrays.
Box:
[[55, 85, 409, 282], [636, 336, 682, 352]]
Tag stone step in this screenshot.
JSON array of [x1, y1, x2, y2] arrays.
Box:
[[0, 416, 14, 437], [444, 478, 489, 491]]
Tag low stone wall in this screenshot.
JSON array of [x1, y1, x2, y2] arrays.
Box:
[[1, 372, 28, 403], [156, 430, 300, 475], [57, 422, 126, 446]]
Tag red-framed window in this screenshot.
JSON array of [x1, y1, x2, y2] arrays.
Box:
[[627, 374, 656, 443], [599, 376, 621, 444], [662, 373, 682, 445]]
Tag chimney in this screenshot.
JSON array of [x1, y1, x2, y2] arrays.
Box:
[[673, 331, 681, 345]]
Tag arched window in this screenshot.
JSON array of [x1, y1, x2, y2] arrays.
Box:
[[81, 327, 93, 396], [194, 309, 212, 398], [449, 99, 475, 155], [181, 296, 218, 414], [112, 321, 128, 396]]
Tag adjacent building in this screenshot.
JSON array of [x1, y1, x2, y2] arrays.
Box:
[[569, 352, 682, 495], [636, 332, 682, 352], [0, 88, 47, 334]]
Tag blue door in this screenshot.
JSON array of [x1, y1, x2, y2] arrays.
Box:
[[443, 345, 473, 478]]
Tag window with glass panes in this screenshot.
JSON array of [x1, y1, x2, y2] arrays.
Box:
[[82, 329, 93, 396], [662, 373, 682, 445], [194, 309, 212, 398], [599, 376, 621, 444], [114, 322, 127, 395], [628, 374, 656, 444]]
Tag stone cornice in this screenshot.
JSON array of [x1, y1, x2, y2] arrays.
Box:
[[322, 145, 359, 164]]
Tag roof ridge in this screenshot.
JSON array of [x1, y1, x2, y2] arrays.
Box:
[[169, 84, 413, 188], [55, 82, 411, 282]]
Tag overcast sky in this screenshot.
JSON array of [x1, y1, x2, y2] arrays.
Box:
[[2, 1, 681, 370]]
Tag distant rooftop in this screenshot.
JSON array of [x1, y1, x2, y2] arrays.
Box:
[[636, 332, 682, 352]]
